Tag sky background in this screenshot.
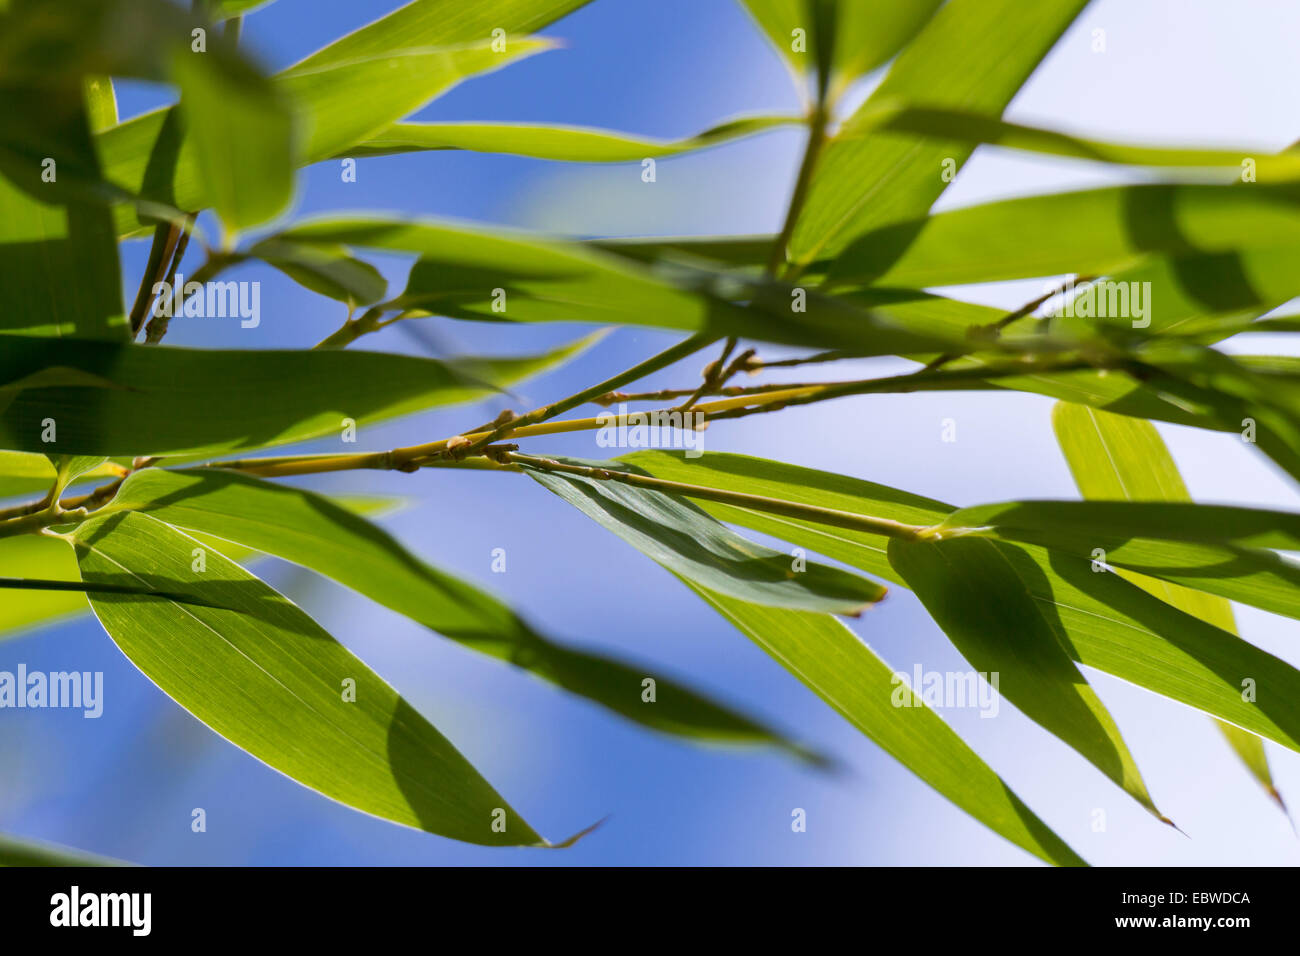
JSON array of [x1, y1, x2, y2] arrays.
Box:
[[4, 0, 1300, 865]]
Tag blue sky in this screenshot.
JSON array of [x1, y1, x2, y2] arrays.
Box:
[[4, 0, 1300, 865]]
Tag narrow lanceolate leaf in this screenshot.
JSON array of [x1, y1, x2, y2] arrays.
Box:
[[520, 456, 887, 615], [99, 43, 549, 237], [623, 451, 1300, 758], [935, 499, 1300, 623], [172, 39, 294, 233], [825, 183, 1300, 290], [843, 103, 1300, 181], [279, 216, 961, 353], [99, 468, 817, 759], [0, 85, 125, 339], [0, 833, 124, 867], [72, 511, 550, 847], [888, 536, 1167, 822], [681, 584, 1085, 865], [286, 0, 591, 69], [789, 0, 1088, 264], [345, 115, 798, 160], [1052, 401, 1286, 812], [0, 334, 594, 457]]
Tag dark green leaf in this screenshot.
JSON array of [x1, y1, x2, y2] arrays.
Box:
[[519, 456, 887, 614]]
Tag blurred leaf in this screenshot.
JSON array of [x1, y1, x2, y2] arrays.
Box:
[[591, 235, 774, 268], [72, 510, 550, 846], [0, 833, 125, 866], [845, 102, 1300, 180], [737, 0, 943, 93], [278, 40, 552, 171], [211, 0, 275, 17], [101, 467, 818, 758], [287, 0, 590, 70], [623, 451, 1300, 757], [0, 85, 125, 338], [83, 76, 116, 132], [520, 455, 887, 614], [789, 0, 1088, 263], [680, 582, 1085, 865], [889, 535, 1166, 820], [99, 0, 583, 238], [347, 115, 797, 160], [937, 498, 1300, 622], [0, 334, 599, 457], [1052, 401, 1286, 812], [244, 239, 387, 306], [827, 183, 1300, 289], [281, 216, 962, 353], [0, 535, 85, 637], [172, 38, 294, 233]]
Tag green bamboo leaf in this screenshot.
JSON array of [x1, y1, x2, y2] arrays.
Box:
[[278, 40, 552, 170], [936, 499, 1300, 622], [825, 183, 1300, 290], [83, 76, 116, 132], [680, 582, 1085, 865], [622, 451, 1300, 758], [345, 115, 798, 161], [789, 0, 1089, 264], [243, 239, 388, 307], [0, 535, 86, 638], [211, 0, 275, 17], [0, 494, 390, 642], [172, 38, 294, 234], [71, 510, 553, 847], [844, 102, 1300, 181], [0, 833, 125, 867], [1052, 401, 1286, 812], [888, 535, 1168, 822], [941, 499, 1300, 555], [0, 85, 125, 339], [288, 0, 591, 70], [99, 0, 586, 238], [48, 454, 110, 486], [590, 235, 774, 268], [737, 1, 944, 94], [0, 334, 597, 457], [280, 216, 961, 353], [519, 456, 887, 615], [96, 467, 817, 758]]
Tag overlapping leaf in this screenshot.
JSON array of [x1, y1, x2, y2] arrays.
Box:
[[0, 333, 597, 457], [1052, 401, 1285, 811], [518, 455, 886, 614], [621, 451, 1300, 756], [680, 582, 1084, 865], [97, 467, 817, 757], [789, 0, 1089, 264]]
